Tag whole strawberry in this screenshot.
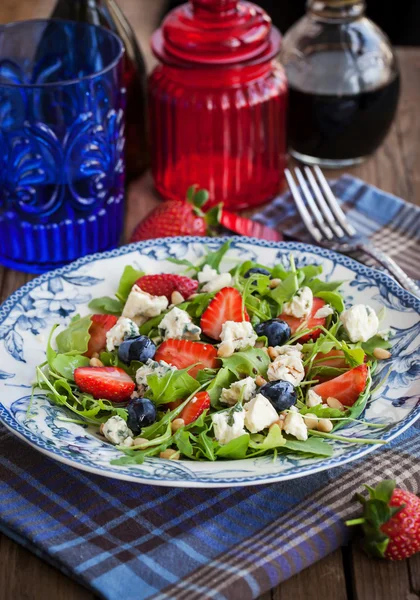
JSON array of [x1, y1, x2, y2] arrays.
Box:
[[346, 479, 420, 560], [130, 185, 221, 242]]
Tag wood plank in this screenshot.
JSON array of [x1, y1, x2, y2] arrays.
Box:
[[272, 550, 348, 600], [408, 553, 420, 595], [350, 543, 413, 600], [395, 48, 420, 208], [0, 533, 96, 600]]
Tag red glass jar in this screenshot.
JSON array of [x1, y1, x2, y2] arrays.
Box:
[[149, 0, 288, 210]]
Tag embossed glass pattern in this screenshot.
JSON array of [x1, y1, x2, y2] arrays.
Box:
[[0, 19, 125, 273], [150, 0, 288, 210]]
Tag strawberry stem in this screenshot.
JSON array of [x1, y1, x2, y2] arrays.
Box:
[[345, 518, 366, 526]]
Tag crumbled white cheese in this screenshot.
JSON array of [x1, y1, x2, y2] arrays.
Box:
[[106, 317, 140, 351], [197, 265, 219, 284], [340, 304, 379, 343], [243, 393, 279, 433], [212, 407, 246, 445], [220, 376, 257, 406], [283, 286, 313, 319], [159, 306, 201, 341], [202, 272, 233, 293], [306, 388, 323, 407], [102, 416, 133, 445], [218, 320, 257, 357], [283, 411, 308, 441], [122, 285, 168, 326], [135, 359, 177, 393], [267, 353, 305, 386], [271, 344, 303, 358], [314, 304, 334, 319]]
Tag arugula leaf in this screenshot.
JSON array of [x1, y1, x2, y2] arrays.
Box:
[[55, 316, 92, 355], [195, 431, 217, 460], [174, 428, 194, 458], [248, 424, 286, 450], [299, 404, 345, 419], [147, 368, 200, 405], [222, 348, 270, 378], [206, 367, 236, 406], [216, 434, 250, 459], [46, 325, 58, 366], [311, 366, 348, 381], [269, 272, 299, 308], [88, 296, 123, 315], [167, 257, 198, 273], [299, 264, 323, 285], [202, 240, 231, 271], [308, 278, 344, 294], [315, 291, 344, 312], [361, 335, 392, 357], [280, 436, 334, 457], [116, 265, 144, 303], [51, 354, 90, 380]]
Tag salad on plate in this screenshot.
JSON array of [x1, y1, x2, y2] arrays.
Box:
[[34, 241, 393, 466]]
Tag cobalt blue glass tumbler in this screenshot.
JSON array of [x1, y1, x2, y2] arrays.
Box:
[[0, 19, 125, 273]]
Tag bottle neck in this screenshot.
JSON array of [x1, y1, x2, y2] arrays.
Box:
[[307, 0, 365, 21]]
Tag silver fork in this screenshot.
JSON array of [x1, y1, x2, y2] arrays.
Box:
[[285, 165, 420, 298]]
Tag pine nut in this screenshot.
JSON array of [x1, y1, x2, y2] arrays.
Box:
[[89, 357, 103, 367], [268, 346, 278, 360], [373, 347, 391, 360], [327, 396, 345, 411], [304, 414, 319, 430], [133, 437, 149, 447], [91, 352, 99, 359], [269, 278, 281, 289], [270, 419, 284, 431], [171, 290, 185, 305], [171, 418, 185, 432], [255, 375, 267, 386], [160, 449, 180, 460], [217, 342, 234, 358], [318, 418, 333, 433]]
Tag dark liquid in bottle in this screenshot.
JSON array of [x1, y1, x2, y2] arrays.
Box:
[[287, 75, 400, 161]]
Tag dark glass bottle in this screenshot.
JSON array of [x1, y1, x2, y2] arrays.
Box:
[[281, 0, 400, 168], [52, 0, 149, 180]]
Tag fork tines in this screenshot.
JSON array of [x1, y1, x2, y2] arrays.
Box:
[[285, 165, 356, 243]]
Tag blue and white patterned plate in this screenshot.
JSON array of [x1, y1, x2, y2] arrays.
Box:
[[0, 237, 419, 488]]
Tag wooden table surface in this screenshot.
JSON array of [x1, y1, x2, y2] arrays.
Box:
[[1, 2, 420, 600]]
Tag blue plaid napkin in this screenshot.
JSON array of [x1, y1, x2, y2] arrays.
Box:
[[254, 174, 420, 282], [0, 175, 419, 600]]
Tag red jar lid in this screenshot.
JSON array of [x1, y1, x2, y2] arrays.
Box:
[[152, 0, 281, 67]]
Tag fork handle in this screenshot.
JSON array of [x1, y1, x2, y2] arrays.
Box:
[[359, 243, 420, 298]]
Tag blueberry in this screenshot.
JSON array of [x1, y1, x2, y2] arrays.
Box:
[[259, 380, 297, 412], [254, 318, 291, 346], [127, 397, 157, 434], [244, 267, 271, 279], [118, 335, 156, 364]]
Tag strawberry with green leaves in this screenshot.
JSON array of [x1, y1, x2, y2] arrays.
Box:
[[347, 480, 420, 560], [130, 185, 221, 242]]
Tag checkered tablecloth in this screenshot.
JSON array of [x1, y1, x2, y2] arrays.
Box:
[[0, 175, 419, 600]]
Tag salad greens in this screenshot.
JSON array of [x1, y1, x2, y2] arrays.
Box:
[[35, 247, 391, 466]]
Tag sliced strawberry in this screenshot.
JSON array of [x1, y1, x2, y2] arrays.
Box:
[[200, 287, 249, 340], [180, 391, 211, 425], [85, 314, 118, 358], [312, 364, 369, 407], [136, 274, 198, 301], [314, 349, 348, 369], [279, 297, 327, 342], [155, 339, 219, 377], [167, 399, 183, 411], [74, 366, 135, 402]]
